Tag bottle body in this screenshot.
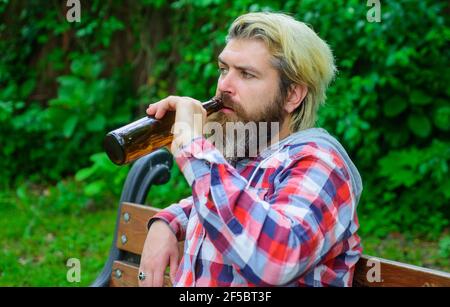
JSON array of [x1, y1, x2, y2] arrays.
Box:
[[104, 98, 223, 165]]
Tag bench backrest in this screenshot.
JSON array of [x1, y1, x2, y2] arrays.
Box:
[[109, 202, 450, 287]]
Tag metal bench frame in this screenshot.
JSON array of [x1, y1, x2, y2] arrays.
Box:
[[91, 149, 173, 287]]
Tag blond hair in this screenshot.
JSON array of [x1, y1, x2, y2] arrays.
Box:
[[227, 12, 336, 131]]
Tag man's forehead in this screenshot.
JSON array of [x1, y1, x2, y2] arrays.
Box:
[[218, 39, 272, 69]]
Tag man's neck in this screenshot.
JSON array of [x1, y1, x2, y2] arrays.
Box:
[[269, 117, 292, 148]]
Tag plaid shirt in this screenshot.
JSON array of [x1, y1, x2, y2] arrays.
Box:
[[150, 134, 362, 287]]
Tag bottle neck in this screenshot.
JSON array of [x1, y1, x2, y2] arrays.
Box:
[[202, 97, 223, 115]]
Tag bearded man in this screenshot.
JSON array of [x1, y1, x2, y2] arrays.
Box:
[[139, 12, 363, 287]]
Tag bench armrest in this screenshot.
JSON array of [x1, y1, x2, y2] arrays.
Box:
[[90, 149, 173, 287]]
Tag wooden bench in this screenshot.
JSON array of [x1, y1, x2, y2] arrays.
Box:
[[91, 149, 450, 287]]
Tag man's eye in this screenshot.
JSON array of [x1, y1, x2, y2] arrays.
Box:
[[218, 67, 228, 75], [241, 71, 254, 79]]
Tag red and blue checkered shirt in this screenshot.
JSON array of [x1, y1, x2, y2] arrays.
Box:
[[151, 131, 362, 287]]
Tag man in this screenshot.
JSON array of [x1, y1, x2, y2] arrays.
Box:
[[139, 12, 363, 287]]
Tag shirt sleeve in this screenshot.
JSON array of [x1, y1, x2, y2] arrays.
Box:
[[148, 196, 193, 242], [174, 136, 358, 286]]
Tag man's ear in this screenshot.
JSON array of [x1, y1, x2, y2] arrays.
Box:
[[284, 83, 308, 114]]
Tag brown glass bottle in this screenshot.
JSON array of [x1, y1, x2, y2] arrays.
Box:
[[104, 97, 223, 165]]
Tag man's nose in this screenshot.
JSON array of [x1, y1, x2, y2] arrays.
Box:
[[217, 71, 236, 96]]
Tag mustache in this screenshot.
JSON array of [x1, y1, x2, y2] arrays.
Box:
[[219, 92, 236, 110]]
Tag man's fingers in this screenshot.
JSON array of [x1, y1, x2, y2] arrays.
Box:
[[147, 97, 179, 119], [147, 96, 204, 120], [154, 107, 167, 119], [146, 104, 155, 115], [169, 253, 179, 284], [152, 268, 166, 287], [139, 270, 153, 287]]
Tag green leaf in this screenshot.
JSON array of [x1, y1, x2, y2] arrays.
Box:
[[84, 181, 105, 197], [383, 96, 407, 117], [442, 180, 450, 199], [20, 79, 36, 99], [70, 56, 103, 79], [410, 90, 432, 106], [16, 185, 28, 201], [63, 116, 78, 138], [0, 101, 13, 121], [86, 114, 106, 132], [433, 106, 450, 131], [75, 168, 95, 182], [407, 114, 432, 138]]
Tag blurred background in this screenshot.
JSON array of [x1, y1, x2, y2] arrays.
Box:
[[0, 0, 448, 286]]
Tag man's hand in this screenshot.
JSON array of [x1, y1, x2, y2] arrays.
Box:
[[146, 96, 206, 155], [138, 220, 180, 287]]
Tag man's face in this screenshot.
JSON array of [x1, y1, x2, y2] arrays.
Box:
[[215, 38, 285, 121], [208, 38, 287, 163]]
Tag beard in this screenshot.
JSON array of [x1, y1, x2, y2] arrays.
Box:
[[205, 92, 287, 165]]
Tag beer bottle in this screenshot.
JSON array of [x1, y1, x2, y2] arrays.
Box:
[[104, 97, 223, 165]]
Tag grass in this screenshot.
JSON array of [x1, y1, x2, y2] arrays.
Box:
[[361, 233, 449, 272], [0, 164, 192, 287], [0, 181, 448, 286], [0, 198, 116, 286]]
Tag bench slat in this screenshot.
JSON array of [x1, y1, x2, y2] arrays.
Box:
[[117, 202, 185, 255], [116, 202, 161, 255], [110, 260, 173, 287], [353, 255, 450, 287]]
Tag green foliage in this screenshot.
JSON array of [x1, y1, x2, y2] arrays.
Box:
[[74, 151, 191, 208], [360, 232, 449, 272], [0, 53, 131, 184], [15, 180, 89, 215], [439, 235, 450, 259], [367, 140, 449, 237], [309, 0, 449, 239], [0, 191, 116, 286], [0, 1, 136, 187], [75, 152, 130, 200], [0, 0, 448, 240]]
